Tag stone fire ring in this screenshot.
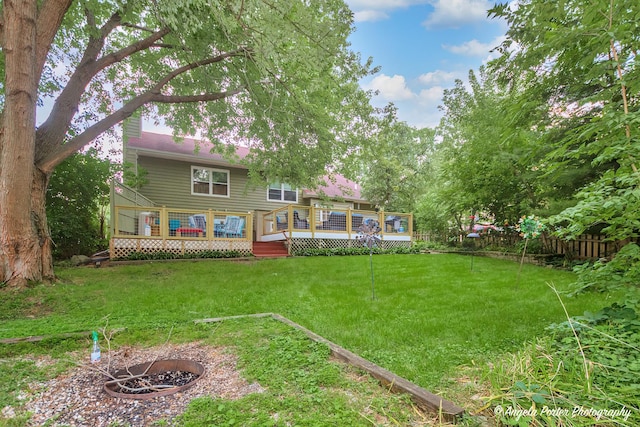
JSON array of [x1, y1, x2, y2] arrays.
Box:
[[104, 359, 205, 400]]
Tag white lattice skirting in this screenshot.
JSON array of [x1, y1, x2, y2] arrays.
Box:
[[111, 238, 253, 259], [289, 238, 410, 253]]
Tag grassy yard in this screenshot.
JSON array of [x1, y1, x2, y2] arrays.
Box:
[[1, 253, 612, 393]]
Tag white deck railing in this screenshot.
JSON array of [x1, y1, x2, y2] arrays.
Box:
[[262, 206, 412, 240]]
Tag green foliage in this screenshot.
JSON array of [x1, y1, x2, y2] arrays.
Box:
[[46, 149, 114, 259], [410, 240, 450, 251], [434, 67, 546, 228], [51, 0, 378, 186], [116, 250, 244, 261], [121, 161, 148, 190], [490, 0, 640, 244], [292, 245, 419, 257], [515, 238, 545, 255], [360, 117, 436, 212], [413, 187, 461, 237], [294, 246, 380, 257], [569, 243, 640, 295], [481, 297, 640, 427]]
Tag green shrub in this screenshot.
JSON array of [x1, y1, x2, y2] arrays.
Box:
[[293, 247, 378, 257], [115, 250, 245, 261], [410, 240, 450, 251], [292, 245, 422, 257], [570, 243, 640, 295]]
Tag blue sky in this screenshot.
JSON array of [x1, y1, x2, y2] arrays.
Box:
[[346, 0, 507, 128]]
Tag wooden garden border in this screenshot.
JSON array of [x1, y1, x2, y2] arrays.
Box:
[[195, 313, 466, 422]]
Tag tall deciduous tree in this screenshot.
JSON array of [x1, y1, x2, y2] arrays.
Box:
[[434, 67, 544, 228], [0, 0, 377, 287], [490, 0, 640, 240], [360, 112, 435, 213]]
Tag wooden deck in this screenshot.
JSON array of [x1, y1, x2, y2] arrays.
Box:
[[110, 204, 413, 259]]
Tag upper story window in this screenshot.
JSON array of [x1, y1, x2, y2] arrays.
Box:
[[268, 182, 298, 203], [192, 166, 229, 197]]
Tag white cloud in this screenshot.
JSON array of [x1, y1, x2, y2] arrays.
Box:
[[353, 10, 389, 22], [422, 0, 492, 29], [364, 74, 415, 101], [395, 92, 444, 128], [346, 0, 428, 22], [418, 86, 444, 104], [443, 35, 506, 57], [418, 70, 463, 86], [347, 0, 425, 10]]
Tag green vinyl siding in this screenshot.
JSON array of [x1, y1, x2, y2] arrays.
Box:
[[135, 155, 306, 212]]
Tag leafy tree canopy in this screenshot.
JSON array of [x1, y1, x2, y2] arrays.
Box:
[[434, 67, 544, 227], [359, 110, 435, 213], [2, 0, 379, 183], [490, 0, 640, 240]]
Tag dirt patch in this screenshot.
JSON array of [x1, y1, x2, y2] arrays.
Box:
[[21, 342, 264, 426]]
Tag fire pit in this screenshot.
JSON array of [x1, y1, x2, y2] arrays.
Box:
[[104, 359, 205, 400]]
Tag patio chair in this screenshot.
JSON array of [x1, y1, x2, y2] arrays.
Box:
[[323, 212, 347, 230], [223, 216, 245, 238], [169, 219, 181, 236], [189, 214, 207, 237], [293, 211, 310, 229], [384, 215, 401, 232], [351, 214, 363, 230], [213, 218, 225, 237], [284, 211, 309, 230], [276, 214, 288, 230]]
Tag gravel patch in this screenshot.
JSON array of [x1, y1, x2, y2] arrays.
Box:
[[21, 342, 264, 426]]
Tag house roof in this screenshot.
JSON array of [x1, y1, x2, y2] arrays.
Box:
[[127, 131, 251, 166], [127, 131, 367, 203], [303, 174, 365, 203]]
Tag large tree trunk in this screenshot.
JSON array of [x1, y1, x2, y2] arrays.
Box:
[[0, 169, 54, 287], [0, 0, 52, 288]]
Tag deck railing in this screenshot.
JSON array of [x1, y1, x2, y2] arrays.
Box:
[[262, 206, 412, 239], [112, 206, 253, 241]]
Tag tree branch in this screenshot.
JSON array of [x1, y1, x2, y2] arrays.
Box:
[[121, 22, 157, 33], [37, 85, 245, 173], [94, 27, 171, 71], [35, 0, 74, 78], [35, 10, 126, 150], [150, 88, 244, 104], [84, 2, 97, 31], [153, 49, 246, 89], [36, 21, 170, 160], [35, 3, 247, 172]]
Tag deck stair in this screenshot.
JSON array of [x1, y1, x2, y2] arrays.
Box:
[[252, 241, 289, 258]]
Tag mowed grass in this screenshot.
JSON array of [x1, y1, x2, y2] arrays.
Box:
[[0, 254, 614, 390]]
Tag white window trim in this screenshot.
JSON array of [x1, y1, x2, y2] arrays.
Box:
[[191, 166, 230, 198], [267, 183, 298, 203]]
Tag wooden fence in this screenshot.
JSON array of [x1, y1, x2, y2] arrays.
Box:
[[542, 234, 640, 261], [413, 231, 640, 261]]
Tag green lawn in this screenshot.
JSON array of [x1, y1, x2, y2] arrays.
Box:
[[0, 253, 613, 392]]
